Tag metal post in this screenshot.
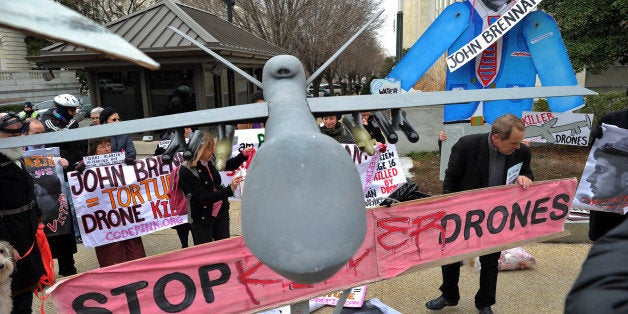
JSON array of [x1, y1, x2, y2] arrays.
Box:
[[395, 0, 403, 62], [224, 0, 236, 106], [225, 0, 234, 23]]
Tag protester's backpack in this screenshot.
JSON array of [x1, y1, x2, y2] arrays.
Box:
[[167, 166, 191, 216]]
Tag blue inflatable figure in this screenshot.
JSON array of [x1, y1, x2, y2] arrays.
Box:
[[388, 0, 583, 124]]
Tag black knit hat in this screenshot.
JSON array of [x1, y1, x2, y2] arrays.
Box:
[[99, 107, 117, 125]]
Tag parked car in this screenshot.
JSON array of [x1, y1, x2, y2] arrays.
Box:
[[321, 83, 343, 96], [307, 85, 331, 97], [99, 79, 126, 94]]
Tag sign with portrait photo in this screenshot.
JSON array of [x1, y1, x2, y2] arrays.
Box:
[[573, 124, 628, 214]]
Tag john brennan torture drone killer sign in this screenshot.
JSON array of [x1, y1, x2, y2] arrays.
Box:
[[67, 153, 189, 248], [48, 179, 575, 313]]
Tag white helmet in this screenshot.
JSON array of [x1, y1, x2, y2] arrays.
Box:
[[53, 94, 80, 108]]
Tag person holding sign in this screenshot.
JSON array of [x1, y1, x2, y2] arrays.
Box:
[[361, 112, 385, 144], [83, 137, 147, 267], [0, 113, 45, 313], [587, 109, 628, 241], [425, 114, 533, 314], [41, 94, 86, 276], [320, 114, 354, 143], [585, 138, 628, 211], [178, 131, 252, 245], [99, 107, 136, 164]]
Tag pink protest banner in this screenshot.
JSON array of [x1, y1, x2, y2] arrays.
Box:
[[49, 179, 576, 313]]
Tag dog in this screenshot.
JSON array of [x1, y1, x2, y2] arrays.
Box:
[[0, 241, 15, 314]]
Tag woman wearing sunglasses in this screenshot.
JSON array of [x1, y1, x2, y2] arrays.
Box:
[[99, 107, 136, 165]]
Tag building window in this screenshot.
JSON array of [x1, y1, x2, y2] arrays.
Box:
[[148, 69, 195, 116], [97, 71, 142, 120]]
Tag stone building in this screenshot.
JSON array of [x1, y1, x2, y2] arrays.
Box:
[[0, 28, 80, 107]]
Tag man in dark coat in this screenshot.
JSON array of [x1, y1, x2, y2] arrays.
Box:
[[39, 94, 84, 276], [587, 108, 628, 241], [565, 215, 628, 313], [0, 112, 45, 312], [425, 113, 534, 314]]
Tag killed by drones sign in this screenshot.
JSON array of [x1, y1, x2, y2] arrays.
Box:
[[522, 111, 593, 146]]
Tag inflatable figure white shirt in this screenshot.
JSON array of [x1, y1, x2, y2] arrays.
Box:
[[388, 0, 583, 124]]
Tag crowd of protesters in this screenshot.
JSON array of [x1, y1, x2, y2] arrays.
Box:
[[1, 90, 627, 313]]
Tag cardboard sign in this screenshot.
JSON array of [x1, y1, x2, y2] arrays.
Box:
[[67, 154, 188, 247], [82, 151, 126, 167], [343, 144, 406, 207], [23, 147, 71, 236], [446, 0, 542, 72], [49, 179, 575, 313], [573, 124, 628, 214], [311, 286, 367, 308], [370, 78, 402, 94], [522, 111, 593, 146], [220, 130, 406, 206]]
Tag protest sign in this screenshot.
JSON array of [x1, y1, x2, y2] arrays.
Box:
[[522, 111, 593, 146], [67, 153, 188, 247], [220, 128, 264, 199], [82, 151, 126, 167], [343, 144, 406, 207], [49, 179, 575, 313], [23, 147, 71, 236], [573, 124, 628, 214], [220, 130, 406, 205], [370, 78, 402, 94], [311, 285, 367, 308], [446, 0, 542, 72]]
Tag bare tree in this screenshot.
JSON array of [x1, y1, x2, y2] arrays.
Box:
[[336, 30, 387, 93], [182, 0, 384, 92], [60, 0, 156, 24]]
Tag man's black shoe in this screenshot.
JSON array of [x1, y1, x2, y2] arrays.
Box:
[[479, 306, 493, 314], [425, 296, 457, 310]]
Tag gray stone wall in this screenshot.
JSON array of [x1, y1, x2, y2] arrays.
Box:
[[0, 70, 81, 105], [0, 28, 81, 105]]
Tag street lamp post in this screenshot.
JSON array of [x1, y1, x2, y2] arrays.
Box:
[[224, 0, 235, 22], [395, 0, 403, 62], [224, 0, 235, 106]]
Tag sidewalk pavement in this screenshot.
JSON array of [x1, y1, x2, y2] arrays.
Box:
[[36, 201, 593, 313]]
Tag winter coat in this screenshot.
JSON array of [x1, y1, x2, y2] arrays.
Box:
[[178, 153, 247, 223], [0, 153, 45, 294]]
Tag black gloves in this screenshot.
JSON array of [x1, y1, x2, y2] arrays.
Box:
[[124, 157, 135, 165], [75, 161, 86, 173]]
